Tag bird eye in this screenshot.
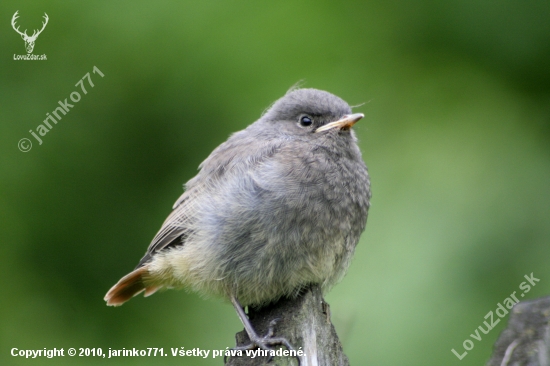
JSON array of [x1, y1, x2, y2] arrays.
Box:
[[299, 116, 313, 127]]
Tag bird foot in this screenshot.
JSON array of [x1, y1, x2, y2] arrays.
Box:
[[226, 318, 301, 365], [236, 318, 292, 349]]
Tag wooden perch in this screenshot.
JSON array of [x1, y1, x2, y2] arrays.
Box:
[[225, 285, 350, 366], [487, 296, 550, 366]]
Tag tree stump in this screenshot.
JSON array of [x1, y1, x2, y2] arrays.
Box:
[[225, 285, 349, 366], [487, 296, 550, 366]]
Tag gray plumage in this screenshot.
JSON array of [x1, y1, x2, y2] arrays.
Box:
[[105, 88, 371, 308]]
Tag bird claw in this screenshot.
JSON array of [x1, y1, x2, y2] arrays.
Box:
[[225, 318, 300, 365], [229, 296, 301, 364]]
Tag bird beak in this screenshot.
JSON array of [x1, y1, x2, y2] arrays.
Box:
[[315, 113, 364, 133]]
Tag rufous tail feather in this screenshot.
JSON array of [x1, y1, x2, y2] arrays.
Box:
[[104, 266, 159, 306]]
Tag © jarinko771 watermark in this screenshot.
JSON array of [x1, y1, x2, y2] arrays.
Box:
[[17, 66, 105, 152], [451, 272, 540, 360]]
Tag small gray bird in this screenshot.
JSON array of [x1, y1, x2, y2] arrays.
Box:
[[105, 88, 371, 350]]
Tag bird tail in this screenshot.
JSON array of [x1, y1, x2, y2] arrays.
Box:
[[104, 266, 159, 306]]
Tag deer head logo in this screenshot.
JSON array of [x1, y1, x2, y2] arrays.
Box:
[[11, 11, 49, 54]]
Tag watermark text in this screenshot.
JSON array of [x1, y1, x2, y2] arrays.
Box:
[[18, 66, 104, 152], [451, 272, 540, 360]]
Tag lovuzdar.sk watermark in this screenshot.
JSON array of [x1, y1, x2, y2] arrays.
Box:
[[11, 10, 48, 60], [451, 272, 540, 360]]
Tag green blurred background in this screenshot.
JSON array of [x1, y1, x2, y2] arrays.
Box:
[[1, 1, 549, 365]]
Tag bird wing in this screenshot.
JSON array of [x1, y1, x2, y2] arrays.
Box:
[[134, 127, 284, 269], [134, 192, 191, 268]]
